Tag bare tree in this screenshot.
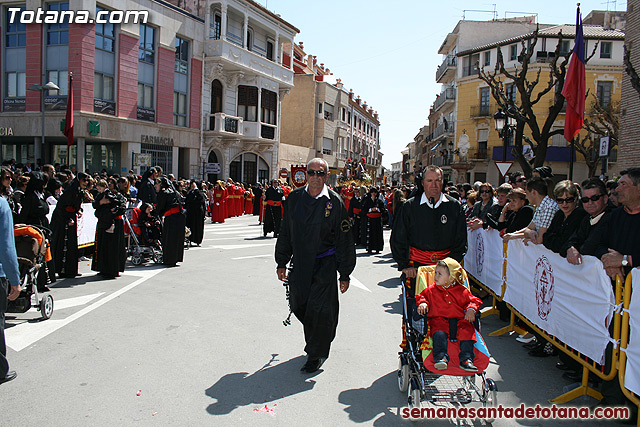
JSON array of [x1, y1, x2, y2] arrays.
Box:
[[573, 94, 620, 177], [478, 27, 597, 176], [624, 45, 640, 96]]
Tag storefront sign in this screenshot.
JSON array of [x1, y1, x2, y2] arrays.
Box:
[[134, 153, 152, 167], [137, 106, 155, 122], [45, 96, 66, 111], [88, 121, 100, 136], [0, 127, 14, 136], [3, 98, 25, 112], [94, 99, 116, 116], [140, 135, 174, 146]]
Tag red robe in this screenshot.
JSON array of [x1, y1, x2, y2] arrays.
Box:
[[259, 197, 265, 223], [212, 189, 226, 223], [227, 185, 236, 218], [342, 187, 354, 213], [415, 282, 482, 342], [245, 192, 254, 214]]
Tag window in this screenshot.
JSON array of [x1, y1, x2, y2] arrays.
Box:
[[175, 37, 189, 74], [6, 72, 26, 97], [348, 111, 351, 124], [246, 27, 253, 51], [597, 81, 613, 107], [559, 40, 571, 57], [47, 2, 69, 45], [211, 80, 223, 113], [463, 53, 480, 77], [324, 103, 334, 121], [479, 87, 490, 114], [47, 70, 68, 95], [600, 41, 612, 59], [173, 92, 187, 126], [322, 138, 333, 155], [261, 89, 277, 124], [137, 83, 153, 108], [237, 85, 258, 121], [5, 7, 26, 47], [483, 51, 491, 66], [266, 40, 274, 61], [139, 23, 155, 64], [506, 83, 517, 103], [211, 12, 221, 40], [95, 7, 115, 52], [94, 73, 114, 100], [509, 44, 518, 61]]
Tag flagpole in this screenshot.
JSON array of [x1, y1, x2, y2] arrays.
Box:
[[569, 137, 575, 181]]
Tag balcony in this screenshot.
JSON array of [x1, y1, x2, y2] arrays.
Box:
[[467, 148, 488, 161], [470, 104, 496, 118], [493, 146, 576, 162], [432, 122, 455, 141], [206, 38, 294, 87], [436, 55, 457, 83], [432, 155, 452, 167], [434, 88, 456, 112], [207, 113, 243, 135]]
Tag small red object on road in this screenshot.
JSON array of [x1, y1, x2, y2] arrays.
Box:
[[136, 390, 142, 396]]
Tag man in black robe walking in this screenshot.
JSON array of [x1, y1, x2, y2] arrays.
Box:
[[264, 180, 283, 238], [275, 158, 356, 373]]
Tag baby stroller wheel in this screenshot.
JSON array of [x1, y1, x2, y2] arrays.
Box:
[[153, 251, 163, 264], [39, 294, 54, 320], [482, 378, 498, 422], [398, 356, 410, 393], [131, 254, 143, 266]]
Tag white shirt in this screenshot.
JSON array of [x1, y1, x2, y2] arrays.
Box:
[[420, 192, 448, 209], [305, 184, 330, 200]]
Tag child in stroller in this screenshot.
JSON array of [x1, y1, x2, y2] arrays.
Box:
[[127, 203, 163, 265], [136, 203, 161, 247]]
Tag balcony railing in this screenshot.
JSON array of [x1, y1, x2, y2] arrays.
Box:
[[467, 148, 488, 160], [470, 104, 496, 118], [432, 155, 452, 167], [436, 55, 457, 82], [432, 122, 455, 140], [207, 113, 243, 135], [261, 124, 276, 140], [434, 88, 456, 112]]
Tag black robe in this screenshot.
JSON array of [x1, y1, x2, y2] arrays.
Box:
[[156, 189, 185, 266], [275, 187, 356, 359], [91, 190, 127, 277], [542, 207, 588, 257], [263, 186, 283, 236], [253, 186, 263, 216], [185, 189, 206, 245], [347, 195, 362, 245], [50, 179, 83, 277], [361, 196, 386, 252]]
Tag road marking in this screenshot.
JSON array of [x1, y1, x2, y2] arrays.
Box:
[[232, 254, 273, 260], [350, 277, 371, 292], [202, 235, 256, 241], [6, 269, 163, 352], [208, 243, 274, 250], [53, 292, 106, 310], [207, 230, 262, 235]]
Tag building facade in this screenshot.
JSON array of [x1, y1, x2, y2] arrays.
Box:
[[619, 1, 640, 173]]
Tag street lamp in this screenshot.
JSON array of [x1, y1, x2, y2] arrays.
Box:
[[494, 108, 516, 182], [28, 81, 60, 165]]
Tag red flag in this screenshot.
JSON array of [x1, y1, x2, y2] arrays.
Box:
[[561, 6, 586, 142], [64, 73, 74, 146]]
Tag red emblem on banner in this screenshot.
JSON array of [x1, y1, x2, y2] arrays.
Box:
[[291, 165, 307, 188], [534, 255, 555, 320], [476, 233, 485, 275]]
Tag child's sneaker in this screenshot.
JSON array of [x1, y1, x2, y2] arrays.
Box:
[[434, 359, 448, 370], [460, 360, 478, 372], [106, 224, 115, 233]]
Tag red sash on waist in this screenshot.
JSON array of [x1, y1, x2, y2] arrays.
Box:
[[266, 200, 282, 207], [164, 206, 181, 217], [114, 216, 123, 220], [409, 247, 451, 265], [352, 208, 361, 215], [65, 206, 77, 213], [366, 212, 382, 218]]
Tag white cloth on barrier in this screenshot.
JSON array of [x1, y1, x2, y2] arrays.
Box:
[[46, 202, 97, 247], [504, 239, 614, 363], [624, 269, 640, 396], [463, 228, 503, 296]]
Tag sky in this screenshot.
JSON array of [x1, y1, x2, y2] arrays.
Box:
[[254, 0, 627, 168]]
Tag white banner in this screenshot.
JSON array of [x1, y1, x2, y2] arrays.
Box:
[[463, 228, 504, 296], [46, 203, 97, 247], [504, 239, 614, 363], [625, 269, 640, 396]]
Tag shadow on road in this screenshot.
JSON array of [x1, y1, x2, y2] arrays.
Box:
[[338, 371, 403, 426], [204, 354, 317, 415], [377, 278, 400, 289]]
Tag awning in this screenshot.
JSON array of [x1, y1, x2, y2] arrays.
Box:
[[430, 142, 441, 152]]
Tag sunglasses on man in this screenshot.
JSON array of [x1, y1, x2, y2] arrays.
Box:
[[307, 169, 326, 177], [580, 194, 604, 204]]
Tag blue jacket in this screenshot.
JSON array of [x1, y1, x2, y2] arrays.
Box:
[[0, 197, 20, 286]]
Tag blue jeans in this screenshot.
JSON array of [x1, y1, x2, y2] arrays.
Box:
[[432, 330, 475, 363]]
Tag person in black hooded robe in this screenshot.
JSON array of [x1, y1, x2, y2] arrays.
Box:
[[185, 180, 206, 246], [275, 158, 356, 373], [361, 187, 386, 254], [155, 177, 185, 266], [91, 179, 127, 278], [264, 180, 283, 237], [50, 173, 89, 278]]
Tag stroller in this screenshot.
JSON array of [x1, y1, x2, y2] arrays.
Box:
[[6, 225, 54, 320], [124, 206, 163, 266], [398, 264, 498, 421]]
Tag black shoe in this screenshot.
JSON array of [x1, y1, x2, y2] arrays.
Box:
[[562, 370, 580, 382], [300, 357, 326, 373], [524, 341, 542, 350], [460, 360, 478, 372], [0, 371, 17, 385], [556, 361, 571, 371]]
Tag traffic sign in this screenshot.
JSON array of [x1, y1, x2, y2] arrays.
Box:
[[205, 162, 221, 174], [495, 161, 513, 178], [599, 136, 610, 157], [279, 169, 289, 178]]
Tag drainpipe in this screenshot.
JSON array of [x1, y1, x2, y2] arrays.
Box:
[[200, 51, 206, 180]]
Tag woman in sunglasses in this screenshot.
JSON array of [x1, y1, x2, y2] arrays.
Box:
[[467, 183, 495, 230], [541, 180, 587, 256]]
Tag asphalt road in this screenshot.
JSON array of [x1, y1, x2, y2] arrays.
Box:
[[0, 214, 620, 426]]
